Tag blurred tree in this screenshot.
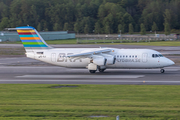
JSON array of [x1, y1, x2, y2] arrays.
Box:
[[0, 0, 179, 33], [140, 23, 146, 35], [122, 12, 134, 33], [129, 23, 134, 34], [53, 23, 60, 31], [30, 5, 39, 27], [0, 2, 8, 19], [164, 9, 172, 27], [118, 24, 123, 33], [164, 23, 171, 35], [94, 22, 101, 34], [84, 24, 89, 34], [140, 1, 164, 31], [105, 24, 110, 34], [0, 17, 9, 30], [134, 24, 139, 32], [152, 22, 158, 32], [74, 22, 80, 34], [103, 13, 113, 33], [63, 22, 69, 31], [37, 22, 42, 31], [121, 0, 128, 8]]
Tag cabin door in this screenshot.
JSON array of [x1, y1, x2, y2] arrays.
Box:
[[142, 53, 148, 63], [51, 53, 56, 62]]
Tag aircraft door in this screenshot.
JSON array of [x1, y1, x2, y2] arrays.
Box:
[[158, 55, 160, 66], [142, 53, 148, 63], [51, 53, 56, 62]]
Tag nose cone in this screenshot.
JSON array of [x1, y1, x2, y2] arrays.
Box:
[[167, 59, 175, 66]]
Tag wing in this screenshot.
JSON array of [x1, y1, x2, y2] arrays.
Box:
[[67, 48, 113, 58]]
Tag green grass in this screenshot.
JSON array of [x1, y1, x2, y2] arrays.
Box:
[[0, 84, 180, 120], [1, 39, 180, 46]]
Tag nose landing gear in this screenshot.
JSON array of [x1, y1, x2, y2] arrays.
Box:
[[160, 69, 165, 73]]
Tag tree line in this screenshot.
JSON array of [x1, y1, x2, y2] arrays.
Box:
[[0, 0, 179, 35]]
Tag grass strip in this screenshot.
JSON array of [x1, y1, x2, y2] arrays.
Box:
[[0, 84, 180, 119]]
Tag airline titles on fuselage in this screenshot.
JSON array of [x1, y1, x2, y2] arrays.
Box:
[[53, 53, 141, 63]]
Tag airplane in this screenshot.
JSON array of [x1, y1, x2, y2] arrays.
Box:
[[7, 26, 175, 73]]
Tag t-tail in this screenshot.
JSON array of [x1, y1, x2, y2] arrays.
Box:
[[8, 26, 52, 58]]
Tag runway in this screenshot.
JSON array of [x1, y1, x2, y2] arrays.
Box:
[[0, 44, 180, 85], [0, 65, 179, 85]]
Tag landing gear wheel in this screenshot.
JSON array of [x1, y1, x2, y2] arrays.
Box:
[[89, 70, 96, 73], [160, 69, 165, 73], [99, 69, 106, 73]]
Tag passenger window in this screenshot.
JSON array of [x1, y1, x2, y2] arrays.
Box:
[[123, 55, 125, 58], [126, 55, 128, 58], [135, 55, 137, 58], [132, 55, 134, 58], [117, 55, 119, 57], [129, 55, 131, 58]]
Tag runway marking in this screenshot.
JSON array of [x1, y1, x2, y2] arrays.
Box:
[[16, 75, 145, 79]]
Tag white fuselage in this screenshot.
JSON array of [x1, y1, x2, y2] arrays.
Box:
[[26, 48, 174, 69]]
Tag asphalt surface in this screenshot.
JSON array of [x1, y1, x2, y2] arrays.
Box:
[[0, 65, 179, 85], [0, 44, 179, 85]]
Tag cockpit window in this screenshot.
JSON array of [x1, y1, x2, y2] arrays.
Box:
[[37, 52, 43, 55], [152, 54, 163, 58], [159, 54, 164, 57]]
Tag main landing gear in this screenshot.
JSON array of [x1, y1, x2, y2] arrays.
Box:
[[89, 70, 96, 73], [160, 69, 165, 73], [89, 69, 106, 73], [89, 68, 106, 73], [99, 68, 106, 73]]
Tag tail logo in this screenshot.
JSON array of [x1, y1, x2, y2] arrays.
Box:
[[17, 29, 48, 48]]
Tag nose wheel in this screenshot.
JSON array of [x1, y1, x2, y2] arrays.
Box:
[[160, 69, 165, 73]]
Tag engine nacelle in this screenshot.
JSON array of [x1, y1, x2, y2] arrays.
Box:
[[103, 55, 116, 65], [93, 56, 107, 66]]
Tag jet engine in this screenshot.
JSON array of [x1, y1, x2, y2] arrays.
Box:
[[92, 56, 107, 66], [105, 55, 116, 65], [101, 54, 116, 65]]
